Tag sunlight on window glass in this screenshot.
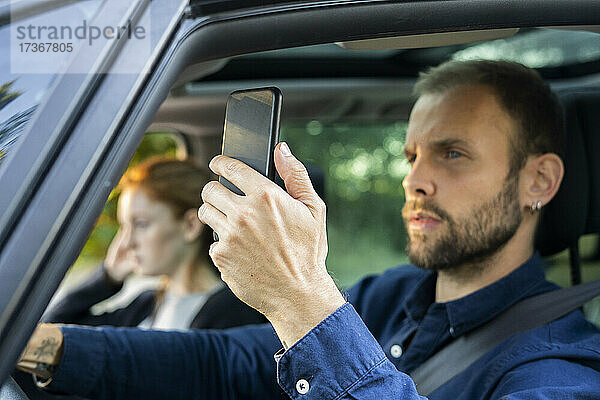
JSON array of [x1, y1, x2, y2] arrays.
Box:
[[453, 29, 600, 68]]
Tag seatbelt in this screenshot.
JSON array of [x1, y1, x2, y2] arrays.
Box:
[[410, 279, 600, 397]]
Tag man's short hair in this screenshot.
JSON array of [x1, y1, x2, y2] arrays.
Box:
[[414, 60, 565, 174]]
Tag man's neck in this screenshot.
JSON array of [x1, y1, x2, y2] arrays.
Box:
[[435, 228, 535, 303]]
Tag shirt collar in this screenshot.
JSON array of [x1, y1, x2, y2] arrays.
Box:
[[402, 252, 557, 337], [403, 271, 437, 321]]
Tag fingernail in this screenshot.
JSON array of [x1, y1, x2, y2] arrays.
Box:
[[280, 142, 292, 157], [209, 155, 218, 169]]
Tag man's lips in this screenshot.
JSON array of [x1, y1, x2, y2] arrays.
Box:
[[406, 212, 443, 230]]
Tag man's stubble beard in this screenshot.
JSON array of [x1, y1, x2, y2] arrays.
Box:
[[403, 174, 522, 272]]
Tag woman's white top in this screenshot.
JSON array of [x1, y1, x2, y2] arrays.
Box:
[[138, 284, 223, 330]]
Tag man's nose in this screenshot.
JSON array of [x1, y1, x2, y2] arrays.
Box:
[[402, 158, 436, 198]]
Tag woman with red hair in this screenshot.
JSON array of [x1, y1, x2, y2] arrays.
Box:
[[44, 157, 265, 329]]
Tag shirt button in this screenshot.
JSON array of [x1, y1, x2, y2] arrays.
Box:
[[296, 379, 310, 394], [390, 344, 403, 358], [449, 327, 456, 336]]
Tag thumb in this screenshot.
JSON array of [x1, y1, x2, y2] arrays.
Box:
[[274, 142, 321, 211]]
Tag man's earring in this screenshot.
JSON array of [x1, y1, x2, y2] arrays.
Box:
[[530, 200, 543, 214]]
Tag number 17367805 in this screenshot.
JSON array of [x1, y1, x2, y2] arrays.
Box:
[[19, 42, 73, 52]]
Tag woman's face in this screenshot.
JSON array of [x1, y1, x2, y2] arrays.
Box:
[[116, 188, 189, 276]]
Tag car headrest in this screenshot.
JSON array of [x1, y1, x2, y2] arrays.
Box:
[[536, 87, 600, 256]]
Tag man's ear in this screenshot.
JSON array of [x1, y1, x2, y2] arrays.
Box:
[[182, 208, 204, 242], [520, 153, 564, 210]]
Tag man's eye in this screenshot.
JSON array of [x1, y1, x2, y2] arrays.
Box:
[[447, 150, 462, 159], [406, 154, 416, 164]]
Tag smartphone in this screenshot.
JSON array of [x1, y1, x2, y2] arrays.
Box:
[[214, 87, 282, 239]]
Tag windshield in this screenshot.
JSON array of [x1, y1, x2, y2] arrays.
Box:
[[0, 0, 102, 163]]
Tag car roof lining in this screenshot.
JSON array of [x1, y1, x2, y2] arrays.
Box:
[[178, 1, 600, 70]]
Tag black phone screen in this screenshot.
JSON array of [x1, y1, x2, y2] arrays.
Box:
[[220, 88, 281, 195]]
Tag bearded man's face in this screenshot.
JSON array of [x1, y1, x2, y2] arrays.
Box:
[[402, 85, 524, 271], [402, 173, 522, 270]]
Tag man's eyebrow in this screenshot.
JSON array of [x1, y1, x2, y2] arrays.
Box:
[[402, 138, 472, 157], [430, 138, 472, 149]]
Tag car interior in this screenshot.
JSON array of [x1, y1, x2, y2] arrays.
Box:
[[1, 1, 600, 398], [43, 28, 600, 311], [147, 28, 600, 289]]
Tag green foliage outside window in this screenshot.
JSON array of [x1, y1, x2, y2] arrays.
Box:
[[281, 120, 410, 287], [0, 80, 35, 164]]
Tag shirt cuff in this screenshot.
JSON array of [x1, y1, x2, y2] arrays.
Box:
[[276, 302, 389, 399]]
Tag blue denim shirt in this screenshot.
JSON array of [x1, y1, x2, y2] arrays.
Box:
[[50, 253, 600, 399]]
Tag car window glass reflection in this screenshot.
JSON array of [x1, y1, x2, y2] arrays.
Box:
[[0, 0, 101, 164]]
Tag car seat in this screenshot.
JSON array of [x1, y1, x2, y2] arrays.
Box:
[[536, 87, 600, 325]]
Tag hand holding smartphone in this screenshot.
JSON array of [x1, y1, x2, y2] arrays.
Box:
[[214, 87, 282, 240]]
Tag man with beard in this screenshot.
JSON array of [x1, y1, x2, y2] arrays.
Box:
[[19, 60, 600, 399]]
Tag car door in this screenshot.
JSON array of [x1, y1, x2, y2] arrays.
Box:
[[0, 0, 188, 384]]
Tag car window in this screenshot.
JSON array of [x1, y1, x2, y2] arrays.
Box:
[[452, 28, 600, 68], [281, 121, 600, 290], [281, 120, 410, 287], [546, 234, 600, 285], [191, 28, 600, 290], [0, 2, 189, 369], [55, 120, 412, 304], [70, 27, 600, 292], [0, 0, 102, 164], [58, 110, 600, 302]]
